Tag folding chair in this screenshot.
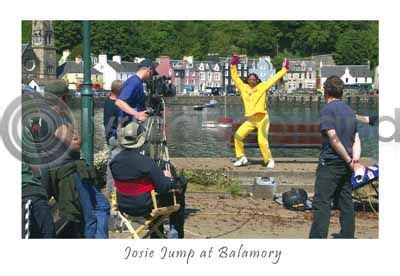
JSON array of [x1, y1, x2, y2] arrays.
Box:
[[111, 190, 180, 239]]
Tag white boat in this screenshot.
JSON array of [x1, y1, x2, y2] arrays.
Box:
[[201, 121, 232, 128]]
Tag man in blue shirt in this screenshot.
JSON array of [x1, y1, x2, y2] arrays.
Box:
[[309, 75, 364, 239], [116, 59, 158, 123]]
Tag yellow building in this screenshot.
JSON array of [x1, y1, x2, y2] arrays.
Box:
[[57, 57, 103, 90]]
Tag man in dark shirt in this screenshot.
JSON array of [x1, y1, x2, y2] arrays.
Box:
[[309, 75, 364, 239], [104, 80, 123, 197], [110, 121, 187, 238], [115, 59, 158, 123], [104, 79, 122, 146]]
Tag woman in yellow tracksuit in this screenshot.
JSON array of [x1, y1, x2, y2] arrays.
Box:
[[230, 56, 289, 168]]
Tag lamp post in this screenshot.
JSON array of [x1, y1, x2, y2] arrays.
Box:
[[81, 20, 93, 166]]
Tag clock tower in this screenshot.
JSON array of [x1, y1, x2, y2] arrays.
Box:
[[31, 20, 57, 80]]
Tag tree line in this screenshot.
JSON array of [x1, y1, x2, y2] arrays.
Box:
[[22, 21, 378, 69]]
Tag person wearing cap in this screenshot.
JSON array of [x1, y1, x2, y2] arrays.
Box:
[[32, 80, 110, 238], [109, 121, 187, 238], [115, 59, 158, 123]]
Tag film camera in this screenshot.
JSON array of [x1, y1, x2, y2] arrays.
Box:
[[145, 75, 176, 116]]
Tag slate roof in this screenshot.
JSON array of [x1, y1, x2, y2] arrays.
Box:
[[57, 61, 102, 78], [289, 60, 316, 72], [108, 61, 139, 73], [321, 65, 370, 78]]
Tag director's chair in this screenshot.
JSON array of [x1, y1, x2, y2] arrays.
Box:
[[111, 190, 180, 239]]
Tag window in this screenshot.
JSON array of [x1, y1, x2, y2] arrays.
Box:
[[186, 79, 189, 85], [46, 66, 53, 74], [192, 71, 195, 77], [200, 72, 205, 80], [355, 78, 358, 83], [238, 64, 242, 70], [238, 71, 242, 77], [225, 63, 228, 69], [309, 73, 312, 79], [244, 64, 247, 69], [186, 71, 189, 77], [346, 78, 349, 83], [214, 73, 220, 81], [225, 71, 229, 77], [243, 71, 247, 77], [207, 72, 212, 80]]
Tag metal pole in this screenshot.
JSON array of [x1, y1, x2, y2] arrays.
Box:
[[81, 21, 93, 166]]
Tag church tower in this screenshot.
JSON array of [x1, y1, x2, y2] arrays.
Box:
[[31, 20, 57, 80]]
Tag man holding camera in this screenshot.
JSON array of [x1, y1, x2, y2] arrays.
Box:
[[115, 59, 158, 123]]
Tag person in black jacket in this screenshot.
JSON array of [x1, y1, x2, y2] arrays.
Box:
[[109, 121, 186, 238]]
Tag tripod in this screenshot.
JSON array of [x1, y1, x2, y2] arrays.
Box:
[[141, 98, 176, 176]]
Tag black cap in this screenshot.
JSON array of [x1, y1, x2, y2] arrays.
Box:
[[138, 59, 158, 74]]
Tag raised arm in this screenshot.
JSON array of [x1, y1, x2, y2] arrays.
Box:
[[229, 56, 245, 91], [259, 58, 289, 92]]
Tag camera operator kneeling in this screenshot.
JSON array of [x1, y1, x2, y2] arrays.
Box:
[[110, 122, 186, 238]]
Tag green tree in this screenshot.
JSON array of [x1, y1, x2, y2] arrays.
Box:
[[292, 22, 330, 56], [22, 21, 32, 43], [53, 21, 82, 55], [335, 22, 378, 68]]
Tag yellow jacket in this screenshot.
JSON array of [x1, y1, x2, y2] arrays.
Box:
[[230, 65, 288, 117]]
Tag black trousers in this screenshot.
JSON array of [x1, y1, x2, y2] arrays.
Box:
[[22, 196, 55, 239], [309, 159, 355, 239], [158, 186, 186, 239]]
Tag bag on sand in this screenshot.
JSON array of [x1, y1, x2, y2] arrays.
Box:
[[282, 188, 311, 211]]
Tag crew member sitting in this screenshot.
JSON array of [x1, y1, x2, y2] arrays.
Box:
[[109, 121, 186, 238]]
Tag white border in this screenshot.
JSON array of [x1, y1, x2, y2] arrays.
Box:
[[1, 0, 399, 275]]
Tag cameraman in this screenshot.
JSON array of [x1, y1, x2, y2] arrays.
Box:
[[110, 121, 187, 238], [115, 59, 158, 123]]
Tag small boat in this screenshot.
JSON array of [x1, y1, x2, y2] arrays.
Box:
[[193, 105, 205, 110], [193, 99, 218, 110], [204, 99, 218, 107], [201, 117, 233, 128]]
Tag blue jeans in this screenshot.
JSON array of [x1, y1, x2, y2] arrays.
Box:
[[73, 173, 110, 238], [106, 137, 120, 198]]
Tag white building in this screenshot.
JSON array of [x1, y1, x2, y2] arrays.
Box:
[[320, 65, 372, 88], [283, 60, 317, 92], [94, 54, 139, 90]]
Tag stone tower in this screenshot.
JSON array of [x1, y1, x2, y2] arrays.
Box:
[[31, 20, 57, 80]]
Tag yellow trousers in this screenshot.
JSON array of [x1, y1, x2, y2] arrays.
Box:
[[234, 113, 272, 164]]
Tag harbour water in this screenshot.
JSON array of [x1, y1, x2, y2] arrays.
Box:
[[69, 98, 378, 160]]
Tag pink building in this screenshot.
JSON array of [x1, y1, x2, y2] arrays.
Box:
[[156, 56, 175, 81]]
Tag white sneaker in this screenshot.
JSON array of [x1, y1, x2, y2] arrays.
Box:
[[234, 156, 248, 167], [266, 159, 275, 169]]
